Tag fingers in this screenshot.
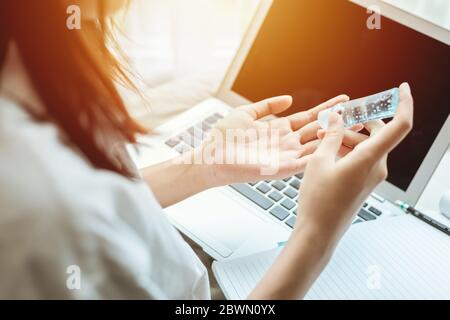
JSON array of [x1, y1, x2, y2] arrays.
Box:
[[298, 119, 360, 145], [296, 121, 360, 147], [342, 131, 369, 148], [317, 123, 363, 138], [337, 145, 353, 158], [239, 96, 293, 120], [364, 120, 385, 136], [288, 94, 349, 131], [300, 139, 321, 157], [297, 121, 321, 144], [349, 123, 365, 132], [297, 121, 367, 146], [357, 83, 414, 162], [280, 155, 313, 176], [399, 82, 414, 107], [314, 112, 345, 162], [318, 128, 368, 148]]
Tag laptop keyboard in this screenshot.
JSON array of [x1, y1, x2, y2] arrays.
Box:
[[164, 112, 383, 229], [164, 113, 222, 151]]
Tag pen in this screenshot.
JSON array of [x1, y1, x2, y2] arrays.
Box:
[[395, 201, 450, 236], [277, 241, 287, 247]]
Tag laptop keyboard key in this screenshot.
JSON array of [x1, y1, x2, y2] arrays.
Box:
[[202, 122, 212, 131], [175, 144, 191, 154], [268, 191, 283, 202], [187, 126, 195, 136], [290, 178, 300, 189], [195, 122, 210, 132], [187, 126, 204, 140], [284, 187, 297, 199], [272, 181, 286, 191], [206, 113, 223, 124], [178, 133, 194, 146], [281, 198, 296, 210], [256, 183, 271, 194], [285, 216, 297, 228], [165, 138, 180, 148], [368, 206, 383, 216], [230, 184, 273, 210], [358, 208, 377, 221], [192, 138, 202, 148], [205, 115, 219, 125], [269, 206, 290, 221]]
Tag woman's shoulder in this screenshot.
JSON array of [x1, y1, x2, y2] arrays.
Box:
[[0, 98, 152, 291], [0, 97, 73, 214], [0, 97, 210, 299], [0, 97, 185, 251]]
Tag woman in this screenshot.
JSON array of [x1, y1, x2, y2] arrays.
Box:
[[0, 0, 413, 299]]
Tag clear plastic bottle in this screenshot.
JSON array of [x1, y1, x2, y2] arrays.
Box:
[[318, 88, 399, 129]]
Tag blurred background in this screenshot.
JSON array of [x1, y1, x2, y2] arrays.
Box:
[[121, 0, 449, 86], [121, 0, 259, 88]]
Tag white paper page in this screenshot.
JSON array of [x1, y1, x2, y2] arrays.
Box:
[[212, 215, 450, 300]]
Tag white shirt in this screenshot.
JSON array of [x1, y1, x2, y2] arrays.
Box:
[[0, 97, 210, 299]]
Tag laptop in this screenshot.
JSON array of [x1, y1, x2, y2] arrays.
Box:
[[130, 0, 450, 261]]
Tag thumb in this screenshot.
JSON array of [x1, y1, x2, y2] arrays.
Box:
[[240, 95, 293, 120], [315, 112, 345, 161]]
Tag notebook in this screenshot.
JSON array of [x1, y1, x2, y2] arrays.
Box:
[[212, 215, 450, 300]]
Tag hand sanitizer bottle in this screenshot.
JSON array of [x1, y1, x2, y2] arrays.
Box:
[[318, 88, 399, 129]]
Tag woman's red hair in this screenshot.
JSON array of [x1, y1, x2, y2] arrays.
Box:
[[0, 0, 147, 178]]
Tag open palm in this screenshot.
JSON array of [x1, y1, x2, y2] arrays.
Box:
[[197, 95, 362, 185]]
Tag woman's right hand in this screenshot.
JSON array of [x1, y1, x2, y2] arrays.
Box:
[[295, 82, 414, 249], [249, 83, 413, 300]]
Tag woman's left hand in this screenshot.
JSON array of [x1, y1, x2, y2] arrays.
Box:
[[192, 95, 366, 186]]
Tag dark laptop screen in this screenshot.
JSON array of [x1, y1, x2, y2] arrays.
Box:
[[232, 0, 450, 191]]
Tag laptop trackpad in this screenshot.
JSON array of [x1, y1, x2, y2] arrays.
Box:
[[165, 188, 273, 258]]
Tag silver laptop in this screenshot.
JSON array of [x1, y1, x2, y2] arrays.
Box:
[[130, 0, 450, 261]]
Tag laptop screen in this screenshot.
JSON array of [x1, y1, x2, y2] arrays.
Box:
[[231, 0, 450, 191]]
